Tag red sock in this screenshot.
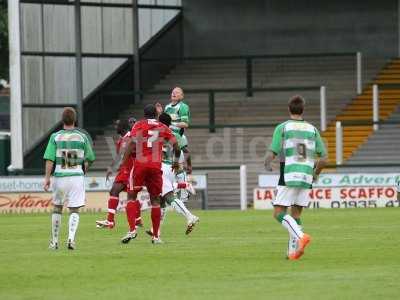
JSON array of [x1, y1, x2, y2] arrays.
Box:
[[126, 201, 137, 232], [107, 196, 119, 223], [151, 206, 161, 238], [177, 182, 187, 189], [134, 200, 142, 225]]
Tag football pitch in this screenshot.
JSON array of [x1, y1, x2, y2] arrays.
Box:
[[0, 208, 399, 300]]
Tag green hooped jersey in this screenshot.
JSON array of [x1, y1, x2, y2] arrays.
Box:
[[162, 132, 184, 165], [164, 101, 191, 136], [43, 129, 96, 177], [269, 119, 326, 189]]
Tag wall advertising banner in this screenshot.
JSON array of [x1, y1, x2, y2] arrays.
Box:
[[0, 191, 151, 214], [255, 173, 400, 210], [0, 175, 206, 214]]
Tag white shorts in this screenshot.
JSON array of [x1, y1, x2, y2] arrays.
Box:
[[273, 185, 310, 207], [162, 163, 175, 197], [52, 176, 85, 208]]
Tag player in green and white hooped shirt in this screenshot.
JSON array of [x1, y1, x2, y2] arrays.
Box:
[[264, 96, 327, 260], [43, 107, 95, 250], [156, 87, 193, 202]]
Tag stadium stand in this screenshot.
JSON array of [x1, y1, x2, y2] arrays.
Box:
[[322, 59, 400, 163], [347, 107, 400, 165], [91, 56, 386, 208]]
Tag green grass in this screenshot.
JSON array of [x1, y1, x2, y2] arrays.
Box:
[[0, 208, 399, 300]]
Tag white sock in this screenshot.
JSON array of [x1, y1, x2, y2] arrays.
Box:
[[281, 214, 304, 240], [287, 230, 301, 256], [68, 213, 80, 242], [51, 213, 61, 244], [171, 198, 193, 222], [176, 172, 189, 201], [160, 207, 167, 225]]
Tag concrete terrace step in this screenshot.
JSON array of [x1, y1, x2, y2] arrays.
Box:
[[92, 56, 387, 208]]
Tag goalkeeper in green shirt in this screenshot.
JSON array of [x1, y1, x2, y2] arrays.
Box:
[[156, 87, 193, 202]]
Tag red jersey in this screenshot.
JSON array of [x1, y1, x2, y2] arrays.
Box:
[[130, 118, 176, 169], [116, 132, 134, 171]]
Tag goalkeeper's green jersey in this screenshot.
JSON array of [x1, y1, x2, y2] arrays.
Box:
[[164, 101, 190, 136], [43, 128, 96, 177], [269, 119, 326, 189]]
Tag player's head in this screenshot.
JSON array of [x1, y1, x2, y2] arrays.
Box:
[[171, 87, 184, 103], [116, 119, 130, 135], [62, 107, 76, 127], [128, 116, 137, 128], [288, 95, 305, 116], [144, 104, 157, 119], [158, 112, 172, 127]]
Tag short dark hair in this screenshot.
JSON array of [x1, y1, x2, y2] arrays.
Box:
[[288, 95, 305, 115], [117, 119, 130, 135], [144, 104, 156, 119], [158, 112, 172, 127], [62, 107, 76, 126]]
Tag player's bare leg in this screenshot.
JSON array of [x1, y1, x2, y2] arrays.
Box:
[[67, 207, 80, 250], [96, 182, 125, 229], [49, 205, 63, 250]]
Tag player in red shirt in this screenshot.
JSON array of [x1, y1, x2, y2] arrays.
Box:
[[121, 104, 181, 244], [95, 118, 142, 229]]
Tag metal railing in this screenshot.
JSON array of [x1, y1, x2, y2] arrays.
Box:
[[103, 85, 322, 133], [141, 51, 362, 97]]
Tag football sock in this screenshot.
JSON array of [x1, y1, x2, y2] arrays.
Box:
[[171, 198, 193, 222], [177, 182, 187, 189], [134, 200, 142, 225], [107, 196, 119, 223], [51, 213, 61, 244], [176, 172, 189, 200], [276, 212, 304, 240], [161, 207, 167, 225], [151, 206, 161, 238], [150, 207, 166, 237], [68, 213, 80, 242], [288, 219, 302, 256], [126, 200, 137, 232], [294, 218, 302, 226]]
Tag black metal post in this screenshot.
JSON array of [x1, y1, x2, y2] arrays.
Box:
[[132, 0, 140, 103], [74, 0, 84, 127], [246, 57, 253, 97], [208, 91, 215, 133]]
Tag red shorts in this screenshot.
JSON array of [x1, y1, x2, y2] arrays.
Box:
[[114, 167, 131, 191], [129, 165, 162, 197]]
